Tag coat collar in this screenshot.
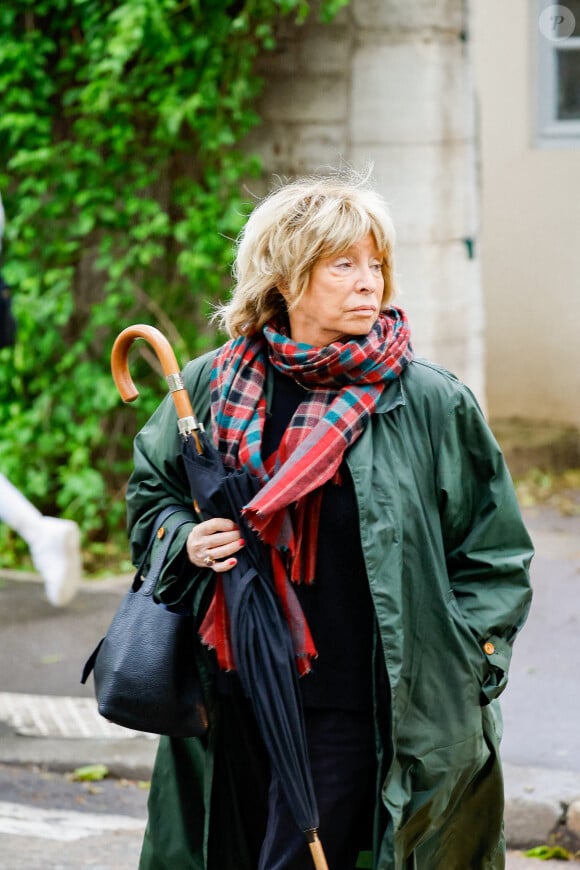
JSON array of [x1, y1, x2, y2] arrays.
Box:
[[265, 362, 407, 414], [376, 375, 406, 414]]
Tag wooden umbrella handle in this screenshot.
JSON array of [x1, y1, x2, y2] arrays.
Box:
[[308, 832, 329, 870], [111, 324, 200, 446]]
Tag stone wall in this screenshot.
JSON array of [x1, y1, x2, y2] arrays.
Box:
[[243, 0, 485, 401]]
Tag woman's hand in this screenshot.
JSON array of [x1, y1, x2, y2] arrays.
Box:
[[186, 517, 245, 573]]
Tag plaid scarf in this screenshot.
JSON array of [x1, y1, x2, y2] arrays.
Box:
[[200, 308, 413, 674]]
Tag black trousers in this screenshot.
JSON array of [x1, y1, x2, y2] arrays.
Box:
[[258, 708, 376, 870]]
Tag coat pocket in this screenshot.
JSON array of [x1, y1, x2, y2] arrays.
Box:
[[397, 729, 490, 855], [445, 589, 487, 688]]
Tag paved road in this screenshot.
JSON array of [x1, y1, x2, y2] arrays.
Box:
[[0, 504, 579, 867], [0, 758, 577, 870], [0, 761, 147, 868], [0, 572, 127, 699], [0, 759, 577, 870], [500, 507, 580, 773]]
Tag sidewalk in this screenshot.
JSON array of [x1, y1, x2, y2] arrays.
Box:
[[500, 506, 580, 851], [1, 504, 579, 854], [0, 571, 157, 779]]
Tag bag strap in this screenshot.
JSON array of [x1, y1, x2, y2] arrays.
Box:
[[135, 505, 196, 597], [80, 505, 195, 686]]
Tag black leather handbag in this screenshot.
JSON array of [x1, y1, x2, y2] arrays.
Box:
[[81, 505, 208, 738]]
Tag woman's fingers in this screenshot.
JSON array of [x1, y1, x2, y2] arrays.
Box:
[[186, 517, 245, 572]]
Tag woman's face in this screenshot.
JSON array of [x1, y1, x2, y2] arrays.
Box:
[[286, 233, 385, 347]]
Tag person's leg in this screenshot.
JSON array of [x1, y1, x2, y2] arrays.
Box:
[[0, 473, 43, 535], [0, 473, 81, 606], [258, 708, 376, 870]]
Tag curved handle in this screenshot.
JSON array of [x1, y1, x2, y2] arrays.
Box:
[[111, 324, 202, 450]]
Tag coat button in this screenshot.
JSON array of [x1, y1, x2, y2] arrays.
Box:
[[483, 641, 495, 655], [157, 526, 165, 539]]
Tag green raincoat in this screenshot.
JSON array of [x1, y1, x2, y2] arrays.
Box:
[[126, 351, 533, 870]]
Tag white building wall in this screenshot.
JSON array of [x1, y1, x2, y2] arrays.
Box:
[[473, 0, 580, 427], [244, 0, 486, 402]]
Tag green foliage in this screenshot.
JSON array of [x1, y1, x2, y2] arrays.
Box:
[[0, 0, 349, 568], [524, 844, 571, 860]]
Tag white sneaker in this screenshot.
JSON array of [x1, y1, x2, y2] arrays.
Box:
[[29, 517, 82, 607]]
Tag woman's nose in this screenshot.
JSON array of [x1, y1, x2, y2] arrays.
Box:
[[355, 266, 376, 290]]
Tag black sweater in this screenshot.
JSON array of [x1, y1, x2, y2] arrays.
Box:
[[262, 368, 374, 711]]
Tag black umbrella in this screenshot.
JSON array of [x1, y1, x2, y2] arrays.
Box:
[[111, 324, 329, 870]]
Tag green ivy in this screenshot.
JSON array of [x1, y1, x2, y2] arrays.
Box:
[[0, 0, 350, 569]]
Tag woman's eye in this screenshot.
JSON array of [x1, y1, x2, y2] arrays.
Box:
[[335, 260, 351, 269], [370, 262, 382, 271]]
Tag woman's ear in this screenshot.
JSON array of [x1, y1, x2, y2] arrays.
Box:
[[276, 285, 290, 306]]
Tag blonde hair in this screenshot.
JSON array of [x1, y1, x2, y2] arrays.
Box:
[[214, 169, 398, 338]]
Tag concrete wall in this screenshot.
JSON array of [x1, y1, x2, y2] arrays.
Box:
[[244, 0, 486, 401], [473, 0, 580, 427]]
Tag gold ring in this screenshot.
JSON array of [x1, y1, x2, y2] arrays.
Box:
[[203, 554, 215, 567]]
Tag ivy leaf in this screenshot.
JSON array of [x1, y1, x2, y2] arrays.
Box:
[[70, 764, 110, 782], [0, 0, 350, 573]]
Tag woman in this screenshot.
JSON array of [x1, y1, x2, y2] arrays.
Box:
[[127, 171, 533, 869]]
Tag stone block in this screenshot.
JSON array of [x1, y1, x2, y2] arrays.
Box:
[[393, 240, 485, 398], [258, 19, 351, 76], [503, 764, 580, 849], [352, 0, 466, 33], [351, 39, 474, 144], [258, 73, 347, 124], [504, 796, 563, 849], [350, 141, 478, 244], [289, 123, 348, 173], [567, 799, 580, 836], [296, 23, 352, 75], [395, 239, 481, 317], [242, 122, 294, 172], [243, 122, 347, 176]]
